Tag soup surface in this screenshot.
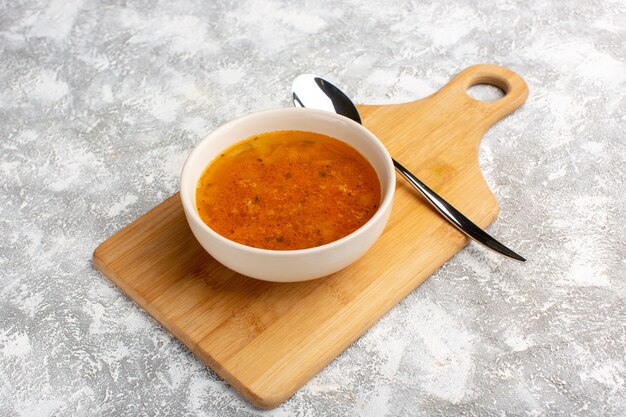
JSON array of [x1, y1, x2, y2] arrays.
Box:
[[196, 130, 381, 250]]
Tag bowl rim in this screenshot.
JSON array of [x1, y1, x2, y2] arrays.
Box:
[[180, 107, 395, 256]]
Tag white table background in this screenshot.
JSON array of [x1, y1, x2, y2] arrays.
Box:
[[0, 0, 624, 415]]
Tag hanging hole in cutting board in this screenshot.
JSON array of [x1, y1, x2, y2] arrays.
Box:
[[466, 83, 506, 102]]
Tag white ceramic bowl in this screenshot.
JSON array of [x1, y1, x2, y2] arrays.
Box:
[[180, 108, 395, 282]]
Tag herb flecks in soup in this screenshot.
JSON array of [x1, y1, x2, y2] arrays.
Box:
[[196, 130, 381, 250]]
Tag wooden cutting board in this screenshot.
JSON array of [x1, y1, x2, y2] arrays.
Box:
[[93, 64, 528, 408]]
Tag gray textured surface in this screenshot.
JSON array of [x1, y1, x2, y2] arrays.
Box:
[[1, 0, 625, 415]]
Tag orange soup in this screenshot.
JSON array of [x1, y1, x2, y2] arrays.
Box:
[[196, 130, 381, 250]]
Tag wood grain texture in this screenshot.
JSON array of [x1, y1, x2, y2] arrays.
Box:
[[93, 64, 528, 408]]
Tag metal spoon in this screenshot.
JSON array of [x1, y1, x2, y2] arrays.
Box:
[[292, 74, 525, 262]]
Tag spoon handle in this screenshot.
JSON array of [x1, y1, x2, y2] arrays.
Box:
[[393, 159, 525, 261]]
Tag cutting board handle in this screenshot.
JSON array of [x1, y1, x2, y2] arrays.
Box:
[[438, 64, 529, 126]]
